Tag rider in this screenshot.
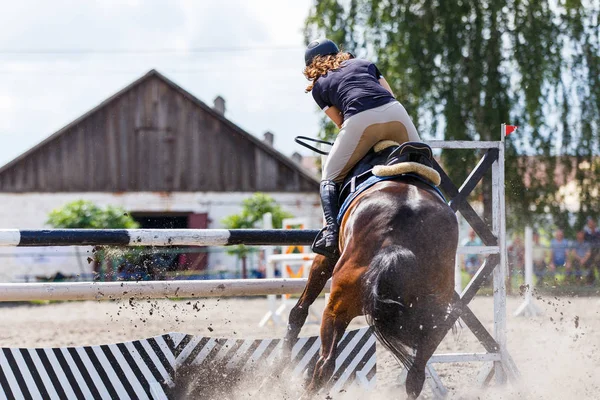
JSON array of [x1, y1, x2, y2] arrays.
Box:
[[304, 38, 421, 258]]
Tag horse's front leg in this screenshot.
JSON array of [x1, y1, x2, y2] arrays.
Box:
[[306, 260, 364, 397], [283, 255, 336, 353], [255, 256, 336, 398], [307, 293, 353, 396]]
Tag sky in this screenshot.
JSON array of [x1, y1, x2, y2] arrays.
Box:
[[0, 0, 321, 168]]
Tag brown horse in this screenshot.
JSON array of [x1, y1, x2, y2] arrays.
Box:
[[283, 176, 458, 399]]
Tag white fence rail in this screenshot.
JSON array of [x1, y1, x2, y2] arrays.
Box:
[[0, 278, 331, 302]]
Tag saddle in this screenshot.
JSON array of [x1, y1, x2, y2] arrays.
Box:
[[337, 141, 444, 223]]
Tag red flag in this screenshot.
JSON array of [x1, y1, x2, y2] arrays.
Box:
[[505, 125, 518, 136]]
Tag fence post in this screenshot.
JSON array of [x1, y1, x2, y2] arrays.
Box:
[[258, 213, 281, 327], [514, 226, 541, 317]]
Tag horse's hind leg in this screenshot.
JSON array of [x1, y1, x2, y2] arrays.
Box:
[[284, 255, 336, 352], [406, 327, 445, 399], [406, 363, 426, 400]]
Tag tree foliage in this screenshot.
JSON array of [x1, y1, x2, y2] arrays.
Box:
[[47, 200, 139, 229], [222, 193, 294, 230], [221, 193, 294, 265], [305, 0, 600, 232], [47, 200, 140, 280]]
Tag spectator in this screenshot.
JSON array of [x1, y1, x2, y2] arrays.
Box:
[[570, 231, 592, 285], [584, 217, 600, 284], [584, 216, 599, 235], [549, 229, 571, 277], [462, 229, 482, 278]]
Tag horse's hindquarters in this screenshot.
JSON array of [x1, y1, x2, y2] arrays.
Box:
[[342, 181, 458, 398]]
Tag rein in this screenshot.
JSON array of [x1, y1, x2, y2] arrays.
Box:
[[294, 136, 333, 156]]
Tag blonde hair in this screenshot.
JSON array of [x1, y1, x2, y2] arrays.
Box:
[[304, 52, 352, 92]]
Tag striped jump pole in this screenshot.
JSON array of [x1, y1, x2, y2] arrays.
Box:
[[0, 229, 319, 247]]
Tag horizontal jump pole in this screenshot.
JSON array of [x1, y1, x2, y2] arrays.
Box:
[[0, 278, 329, 302], [428, 140, 502, 149], [268, 253, 317, 262], [456, 246, 500, 255], [0, 229, 320, 247]]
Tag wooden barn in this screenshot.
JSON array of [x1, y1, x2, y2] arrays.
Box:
[[0, 70, 320, 281], [0, 69, 317, 193]]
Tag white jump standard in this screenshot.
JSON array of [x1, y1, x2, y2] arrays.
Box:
[[421, 129, 519, 394]]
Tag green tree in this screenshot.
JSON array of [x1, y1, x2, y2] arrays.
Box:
[[47, 200, 140, 279], [222, 193, 293, 278], [47, 200, 139, 229], [305, 0, 600, 231]]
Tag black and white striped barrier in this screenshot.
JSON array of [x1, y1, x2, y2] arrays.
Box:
[[0, 327, 376, 399], [0, 229, 320, 247]]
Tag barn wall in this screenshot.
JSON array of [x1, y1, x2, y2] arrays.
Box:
[[0, 76, 317, 193], [0, 192, 321, 282]]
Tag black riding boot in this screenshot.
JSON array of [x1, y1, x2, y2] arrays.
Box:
[[312, 180, 341, 259]]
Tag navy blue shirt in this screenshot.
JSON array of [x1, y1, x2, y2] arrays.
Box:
[[311, 58, 395, 118]]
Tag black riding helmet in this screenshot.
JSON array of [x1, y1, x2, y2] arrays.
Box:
[[304, 38, 339, 66]]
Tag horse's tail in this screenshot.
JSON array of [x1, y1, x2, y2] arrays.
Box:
[[362, 245, 442, 370]]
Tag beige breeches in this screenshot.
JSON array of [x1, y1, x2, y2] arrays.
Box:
[[322, 101, 421, 183]]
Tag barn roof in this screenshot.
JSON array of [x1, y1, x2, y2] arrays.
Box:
[[0, 70, 319, 193]]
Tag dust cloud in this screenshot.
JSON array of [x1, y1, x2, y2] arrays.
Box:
[[1, 295, 599, 399]]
